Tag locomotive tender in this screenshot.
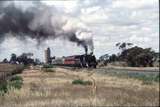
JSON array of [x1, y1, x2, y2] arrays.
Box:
[[52, 53, 97, 68]]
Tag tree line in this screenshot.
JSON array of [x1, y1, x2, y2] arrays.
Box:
[[2, 53, 41, 65], [99, 42, 159, 67]]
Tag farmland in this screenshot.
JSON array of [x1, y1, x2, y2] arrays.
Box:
[[0, 63, 24, 78], [0, 64, 159, 107], [0, 64, 24, 95]]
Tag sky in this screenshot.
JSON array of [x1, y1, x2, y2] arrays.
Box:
[[0, 0, 159, 62]]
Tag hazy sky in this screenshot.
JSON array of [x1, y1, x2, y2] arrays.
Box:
[[0, 0, 159, 61]]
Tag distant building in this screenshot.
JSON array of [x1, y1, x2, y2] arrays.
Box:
[[45, 47, 51, 64]]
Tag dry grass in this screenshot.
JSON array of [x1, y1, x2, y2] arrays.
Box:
[[0, 67, 159, 107], [0, 63, 24, 79], [0, 63, 24, 72]]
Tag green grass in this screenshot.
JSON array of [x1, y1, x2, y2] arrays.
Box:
[[43, 64, 54, 68], [8, 76, 23, 89], [0, 81, 8, 95], [72, 79, 92, 85], [107, 71, 159, 85], [127, 73, 159, 83], [0, 76, 23, 95]]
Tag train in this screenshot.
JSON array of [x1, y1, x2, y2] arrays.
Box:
[[52, 53, 97, 68]]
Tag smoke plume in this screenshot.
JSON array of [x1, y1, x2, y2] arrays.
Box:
[[0, 1, 94, 53]]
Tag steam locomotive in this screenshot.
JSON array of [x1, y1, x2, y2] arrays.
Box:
[[52, 53, 97, 68]]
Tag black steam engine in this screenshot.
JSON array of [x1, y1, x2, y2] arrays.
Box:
[[52, 53, 97, 68]]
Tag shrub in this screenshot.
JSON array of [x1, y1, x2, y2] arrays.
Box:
[[43, 64, 54, 68], [8, 76, 23, 89], [43, 68, 55, 72], [10, 76, 23, 81], [121, 46, 155, 67], [0, 76, 23, 95], [0, 81, 8, 95], [72, 79, 83, 85], [72, 79, 92, 85]]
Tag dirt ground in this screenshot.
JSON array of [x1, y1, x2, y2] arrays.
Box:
[[0, 67, 159, 107]]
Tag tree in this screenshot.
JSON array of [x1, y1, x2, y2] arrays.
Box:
[[116, 42, 133, 51], [35, 58, 41, 65], [2, 58, 8, 63], [109, 54, 118, 62], [116, 42, 133, 61], [17, 53, 34, 65], [99, 54, 109, 65], [99, 54, 109, 61], [10, 53, 17, 64], [124, 47, 155, 67]]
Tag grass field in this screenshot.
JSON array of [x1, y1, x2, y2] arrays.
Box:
[[0, 64, 24, 95], [0, 63, 24, 78], [0, 66, 159, 107]]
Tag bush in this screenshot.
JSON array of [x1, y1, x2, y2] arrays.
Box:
[[72, 79, 92, 85], [120, 46, 156, 67], [10, 76, 23, 81], [0, 81, 8, 95], [43, 64, 54, 68], [43, 68, 55, 72], [0, 76, 23, 95], [8, 76, 23, 89]]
